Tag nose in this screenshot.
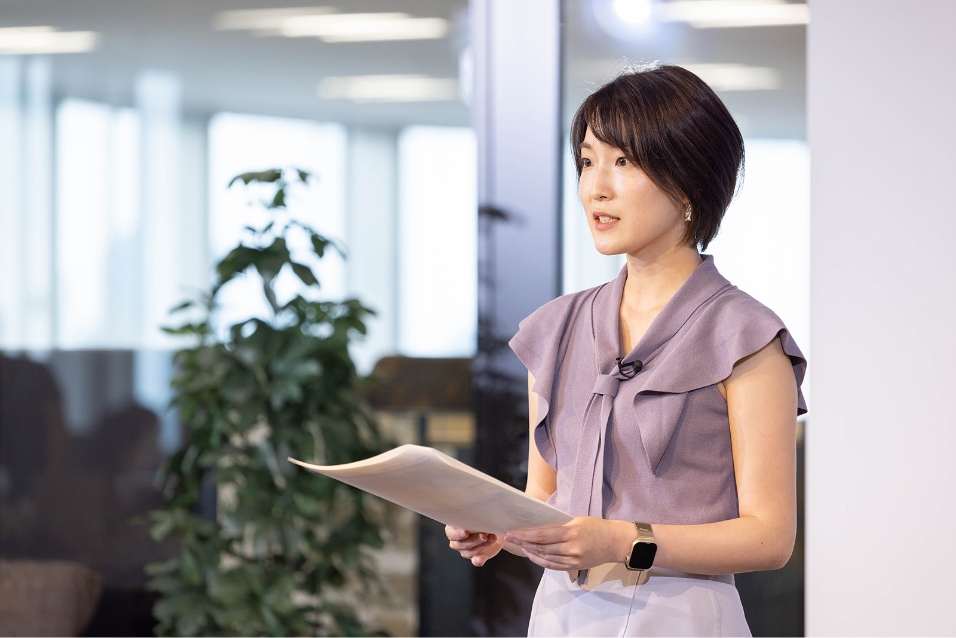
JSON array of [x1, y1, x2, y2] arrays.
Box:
[[583, 163, 613, 202]]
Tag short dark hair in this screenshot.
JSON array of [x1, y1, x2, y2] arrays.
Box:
[[571, 63, 744, 250]]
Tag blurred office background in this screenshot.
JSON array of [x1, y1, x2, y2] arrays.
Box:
[[1, 0, 805, 635], [2, 0, 952, 636]]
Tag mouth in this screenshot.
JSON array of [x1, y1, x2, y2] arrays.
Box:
[[592, 212, 620, 228]]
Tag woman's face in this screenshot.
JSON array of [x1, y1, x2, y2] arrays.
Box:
[[578, 127, 686, 258]]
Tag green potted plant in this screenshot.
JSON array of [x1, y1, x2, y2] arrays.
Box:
[[147, 168, 388, 637]]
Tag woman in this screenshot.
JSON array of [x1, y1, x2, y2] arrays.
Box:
[[447, 63, 806, 636]]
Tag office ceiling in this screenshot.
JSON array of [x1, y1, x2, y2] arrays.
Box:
[[563, 0, 807, 139], [0, 0, 805, 136], [0, 0, 470, 127]]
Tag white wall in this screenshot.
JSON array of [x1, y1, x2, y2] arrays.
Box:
[[807, 2, 956, 634]]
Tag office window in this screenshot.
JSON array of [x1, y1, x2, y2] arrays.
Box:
[[207, 114, 347, 335], [397, 126, 478, 358], [707, 139, 811, 388], [55, 99, 142, 348]]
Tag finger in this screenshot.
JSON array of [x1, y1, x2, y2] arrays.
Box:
[[506, 527, 567, 545], [523, 547, 576, 565], [522, 547, 571, 564], [445, 526, 470, 541], [505, 536, 567, 554], [522, 548, 573, 571], [472, 552, 495, 567], [452, 536, 494, 554], [449, 537, 484, 551], [455, 537, 498, 558], [471, 540, 503, 566]]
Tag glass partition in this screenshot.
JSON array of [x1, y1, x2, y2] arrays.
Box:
[[0, 2, 472, 635]]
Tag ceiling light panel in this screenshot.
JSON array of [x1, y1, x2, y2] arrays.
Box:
[[0, 26, 99, 54], [571, 59, 781, 91], [655, 1, 810, 28], [214, 7, 449, 43], [682, 63, 781, 90], [212, 7, 336, 31], [318, 75, 458, 102]]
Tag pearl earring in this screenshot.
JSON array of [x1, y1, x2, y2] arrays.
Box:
[[684, 204, 692, 222]]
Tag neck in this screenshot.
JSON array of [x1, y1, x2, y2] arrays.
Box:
[[622, 245, 702, 315]]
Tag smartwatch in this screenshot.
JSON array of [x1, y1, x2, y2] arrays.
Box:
[[625, 522, 657, 584]]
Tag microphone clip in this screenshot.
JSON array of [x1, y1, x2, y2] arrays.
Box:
[[616, 357, 644, 379]]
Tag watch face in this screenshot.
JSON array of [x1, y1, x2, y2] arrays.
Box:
[[627, 541, 657, 570]]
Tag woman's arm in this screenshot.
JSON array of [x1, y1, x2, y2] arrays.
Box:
[[506, 338, 799, 574], [446, 372, 559, 564]]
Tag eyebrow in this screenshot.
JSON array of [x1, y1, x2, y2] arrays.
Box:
[[580, 142, 593, 150]]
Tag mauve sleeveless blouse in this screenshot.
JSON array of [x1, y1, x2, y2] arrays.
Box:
[[509, 255, 807, 527]]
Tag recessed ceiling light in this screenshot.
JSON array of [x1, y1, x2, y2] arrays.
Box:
[[655, 1, 809, 28], [317, 75, 459, 102], [0, 26, 99, 54], [682, 63, 781, 91], [214, 7, 449, 43]]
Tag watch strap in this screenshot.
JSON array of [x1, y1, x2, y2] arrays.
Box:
[[633, 521, 654, 543]]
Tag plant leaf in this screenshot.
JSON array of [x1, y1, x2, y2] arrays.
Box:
[[217, 245, 260, 286], [228, 169, 282, 187], [289, 262, 318, 287], [270, 187, 286, 209]]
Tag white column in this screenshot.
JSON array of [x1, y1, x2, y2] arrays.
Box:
[[0, 58, 22, 348], [345, 128, 398, 374], [135, 70, 183, 348], [22, 57, 54, 350], [807, 1, 956, 634]]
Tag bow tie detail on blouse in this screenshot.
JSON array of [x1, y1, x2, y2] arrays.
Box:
[[567, 367, 638, 519], [565, 367, 637, 583]]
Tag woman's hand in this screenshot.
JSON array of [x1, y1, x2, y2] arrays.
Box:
[[446, 525, 505, 566], [505, 517, 635, 571]]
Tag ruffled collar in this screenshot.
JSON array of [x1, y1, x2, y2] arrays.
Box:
[[591, 254, 733, 377]]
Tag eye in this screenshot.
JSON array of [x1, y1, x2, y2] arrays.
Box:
[[616, 157, 628, 167], [581, 157, 593, 168]]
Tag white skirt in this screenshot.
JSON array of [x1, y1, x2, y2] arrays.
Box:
[[528, 563, 752, 637]]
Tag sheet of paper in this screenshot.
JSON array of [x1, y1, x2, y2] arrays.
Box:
[[289, 444, 572, 534]]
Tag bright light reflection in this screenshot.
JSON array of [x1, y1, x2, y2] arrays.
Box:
[[614, 0, 653, 25]]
